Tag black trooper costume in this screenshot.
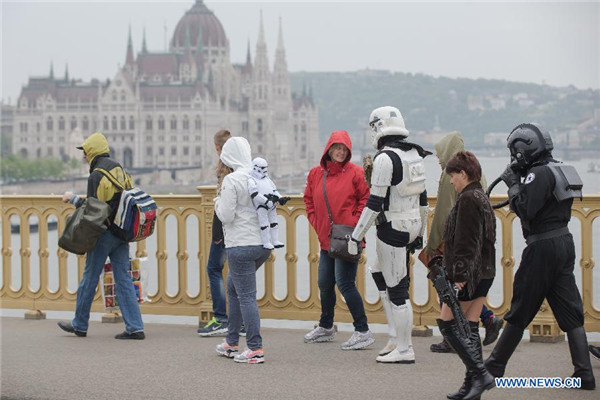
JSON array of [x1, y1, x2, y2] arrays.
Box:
[[484, 123, 595, 391]]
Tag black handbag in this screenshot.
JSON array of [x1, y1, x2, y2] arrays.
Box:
[[59, 197, 111, 255], [322, 171, 362, 262]]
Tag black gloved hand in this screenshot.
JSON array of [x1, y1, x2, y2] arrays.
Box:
[[278, 196, 291, 205], [427, 256, 443, 282], [500, 164, 521, 188], [406, 236, 423, 254]]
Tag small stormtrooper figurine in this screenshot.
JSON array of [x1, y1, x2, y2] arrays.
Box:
[[248, 157, 290, 250]]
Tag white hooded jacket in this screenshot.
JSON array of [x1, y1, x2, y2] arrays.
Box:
[[215, 137, 263, 248]]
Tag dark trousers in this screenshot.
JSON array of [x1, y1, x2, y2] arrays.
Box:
[[504, 234, 584, 331], [318, 250, 369, 332]]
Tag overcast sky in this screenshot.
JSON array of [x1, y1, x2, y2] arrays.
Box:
[[2, 0, 599, 103]]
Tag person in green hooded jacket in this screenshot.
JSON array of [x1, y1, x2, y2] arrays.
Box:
[[57, 132, 145, 340], [422, 132, 503, 353]]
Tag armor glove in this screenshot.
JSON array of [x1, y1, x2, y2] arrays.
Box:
[[406, 236, 423, 253], [278, 196, 291, 205], [500, 164, 521, 188], [427, 256, 443, 282], [346, 235, 359, 256]]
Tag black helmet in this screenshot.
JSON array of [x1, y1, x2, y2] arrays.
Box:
[[507, 123, 553, 170]]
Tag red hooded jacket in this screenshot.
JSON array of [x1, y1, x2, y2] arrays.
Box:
[[304, 130, 370, 251]]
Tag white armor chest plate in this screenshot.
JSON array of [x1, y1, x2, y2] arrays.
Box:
[[386, 147, 425, 213]]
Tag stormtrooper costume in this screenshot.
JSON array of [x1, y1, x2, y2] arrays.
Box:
[[247, 157, 288, 250], [348, 106, 430, 363]]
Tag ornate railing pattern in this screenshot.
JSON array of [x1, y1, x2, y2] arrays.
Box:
[[1, 189, 598, 339]]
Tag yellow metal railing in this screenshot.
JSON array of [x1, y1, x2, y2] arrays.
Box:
[[1, 190, 598, 338]]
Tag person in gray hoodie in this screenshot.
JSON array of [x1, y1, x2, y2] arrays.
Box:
[[214, 137, 271, 364]]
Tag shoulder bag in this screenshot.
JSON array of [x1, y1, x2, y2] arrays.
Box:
[[322, 171, 362, 262]]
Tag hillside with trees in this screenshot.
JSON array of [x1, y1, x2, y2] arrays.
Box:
[[290, 70, 599, 148]]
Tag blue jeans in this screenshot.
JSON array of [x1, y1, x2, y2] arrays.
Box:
[[207, 241, 227, 322], [225, 246, 271, 350], [72, 230, 144, 333], [318, 250, 369, 332]]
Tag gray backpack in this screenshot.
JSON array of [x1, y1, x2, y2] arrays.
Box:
[[58, 197, 112, 255]]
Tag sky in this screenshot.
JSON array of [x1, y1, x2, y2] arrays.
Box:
[[2, 0, 599, 103]]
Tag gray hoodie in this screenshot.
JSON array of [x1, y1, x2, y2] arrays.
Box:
[[215, 137, 263, 248]]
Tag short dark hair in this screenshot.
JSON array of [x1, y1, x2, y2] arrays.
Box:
[[445, 150, 482, 182]]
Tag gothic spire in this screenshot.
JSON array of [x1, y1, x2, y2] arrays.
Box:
[[246, 38, 252, 65], [125, 25, 135, 66], [142, 27, 148, 54], [276, 16, 284, 51], [64, 63, 69, 82], [49, 61, 54, 79]]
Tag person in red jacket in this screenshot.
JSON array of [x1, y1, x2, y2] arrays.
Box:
[[303, 130, 374, 350]]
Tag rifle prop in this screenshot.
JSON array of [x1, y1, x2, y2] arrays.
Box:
[[432, 265, 471, 339]]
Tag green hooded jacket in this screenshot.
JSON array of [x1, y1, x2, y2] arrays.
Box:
[[426, 132, 487, 255]]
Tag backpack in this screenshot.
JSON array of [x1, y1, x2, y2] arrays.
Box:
[[94, 167, 157, 242]]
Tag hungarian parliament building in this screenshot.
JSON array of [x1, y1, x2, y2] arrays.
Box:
[[12, 1, 320, 178]]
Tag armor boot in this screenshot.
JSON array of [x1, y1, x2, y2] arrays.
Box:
[[378, 291, 397, 356], [438, 319, 494, 400], [447, 321, 480, 400], [259, 226, 274, 250], [567, 326, 596, 390], [269, 222, 284, 248], [376, 303, 414, 363], [484, 322, 523, 378]]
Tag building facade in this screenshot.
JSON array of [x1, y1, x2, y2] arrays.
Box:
[[13, 0, 319, 178]]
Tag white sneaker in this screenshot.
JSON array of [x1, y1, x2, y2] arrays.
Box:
[[376, 347, 415, 364], [304, 326, 336, 343], [341, 330, 375, 350], [378, 339, 397, 356]]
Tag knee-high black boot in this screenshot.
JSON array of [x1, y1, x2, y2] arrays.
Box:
[[484, 322, 523, 378], [567, 326, 596, 390], [438, 319, 494, 400], [447, 321, 481, 400]]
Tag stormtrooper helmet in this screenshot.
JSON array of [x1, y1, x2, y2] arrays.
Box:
[[252, 157, 268, 179], [369, 106, 409, 149]]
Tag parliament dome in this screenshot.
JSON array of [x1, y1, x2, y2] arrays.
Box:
[[170, 1, 228, 50]]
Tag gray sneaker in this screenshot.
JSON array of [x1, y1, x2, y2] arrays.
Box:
[[341, 330, 375, 350], [304, 326, 336, 343]]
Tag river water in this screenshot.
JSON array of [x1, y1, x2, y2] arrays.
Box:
[[3, 156, 600, 311]]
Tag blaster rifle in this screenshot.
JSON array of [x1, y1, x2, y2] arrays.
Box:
[[432, 266, 471, 339]]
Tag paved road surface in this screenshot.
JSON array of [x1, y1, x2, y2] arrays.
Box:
[[1, 317, 598, 400]]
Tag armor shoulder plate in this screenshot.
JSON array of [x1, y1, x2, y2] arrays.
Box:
[[547, 162, 583, 201]]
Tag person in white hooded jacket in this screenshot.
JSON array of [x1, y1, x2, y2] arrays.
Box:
[[214, 137, 271, 364]]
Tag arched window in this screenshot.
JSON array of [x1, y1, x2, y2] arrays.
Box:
[[146, 116, 153, 130], [111, 116, 117, 130], [58, 116, 65, 130], [301, 122, 306, 133], [170, 115, 177, 130], [70, 117, 77, 130], [194, 116, 201, 130], [158, 116, 165, 130], [182, 115, 189, 130], [112, 90, 117, 101], [257, 118, 263, 132], [103, 116, 109, 130], [82, 116, 89, 131], [129, 116, 135, 130], [121, 90, 126, 102], [120, 116, 126, 130]]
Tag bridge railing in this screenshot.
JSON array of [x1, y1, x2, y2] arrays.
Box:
[[1, 188, 598, 340]]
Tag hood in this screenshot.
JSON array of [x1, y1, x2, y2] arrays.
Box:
[[434, 131, 465, 169], [320, 130, 353, 168], [220, 136, 252, 171], [80, 132, 110, 165]]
